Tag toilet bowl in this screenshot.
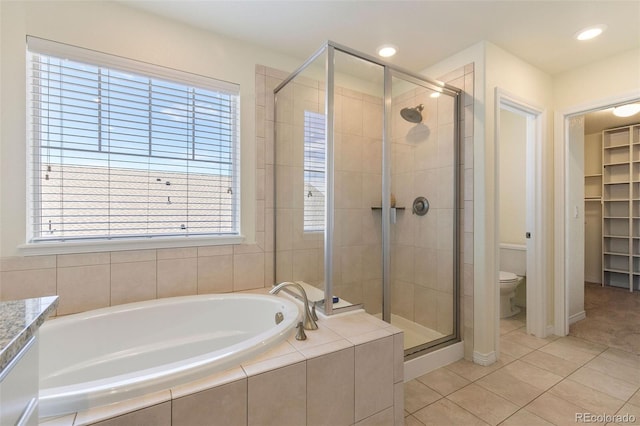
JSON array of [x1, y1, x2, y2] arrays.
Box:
[[499, 271, 523, 319]]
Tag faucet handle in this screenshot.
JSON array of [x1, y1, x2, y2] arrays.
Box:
[[295, 321, 307, 341]]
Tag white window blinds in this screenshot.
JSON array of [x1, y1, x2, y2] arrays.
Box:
[[27, 38, 240, 242], [303, 111, 326, 232]]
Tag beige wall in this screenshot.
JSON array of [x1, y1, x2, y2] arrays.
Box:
[[499, 109, 527, 246], [553, 48, 640, 111], [554, 47, 640, 333], [0, 0, 302, 257], [0, 0, 307, 312], [425, 41, 554, 362]]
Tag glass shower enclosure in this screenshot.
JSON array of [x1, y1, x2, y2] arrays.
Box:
[[274, 41, 461, 358]]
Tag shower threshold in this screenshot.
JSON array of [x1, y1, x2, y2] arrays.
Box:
[[375, 313, 445, 350]]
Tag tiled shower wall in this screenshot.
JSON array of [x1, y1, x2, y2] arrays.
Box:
[[274, 74, 384, 312], [0, 63, 474, 361], [390, 86, 457, 336]]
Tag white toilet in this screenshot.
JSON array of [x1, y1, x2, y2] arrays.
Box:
[[499, 271, 523, 318]]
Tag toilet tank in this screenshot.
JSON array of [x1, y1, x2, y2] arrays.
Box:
[[499, 243, 526, 276]]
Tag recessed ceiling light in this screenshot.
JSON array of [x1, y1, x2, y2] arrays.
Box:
[[377, 44, 397, 58], [575, 24, 607, 41], [613, 103, 640, 117]]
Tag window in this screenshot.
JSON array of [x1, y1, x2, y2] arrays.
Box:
[[303, 111, 326, 232], [26, 38, 240, 243]]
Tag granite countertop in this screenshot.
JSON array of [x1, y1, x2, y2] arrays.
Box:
[[0, 296, 58, 375]]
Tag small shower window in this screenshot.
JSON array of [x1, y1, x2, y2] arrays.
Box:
[[303, 111, 326, 232]]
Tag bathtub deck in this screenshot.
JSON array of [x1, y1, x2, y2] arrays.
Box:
[[41, 298, 404, 426]]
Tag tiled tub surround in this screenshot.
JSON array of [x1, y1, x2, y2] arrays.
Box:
[[42, 304, 405, 426], [0, 63, 474, 356], [38, 294, 300, 418], [0, 296, 58, 373]]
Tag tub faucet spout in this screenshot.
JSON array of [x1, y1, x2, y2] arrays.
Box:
[[269, 282, 318, 330]]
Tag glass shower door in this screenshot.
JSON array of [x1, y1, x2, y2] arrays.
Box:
[[388, 71, 459, 356]]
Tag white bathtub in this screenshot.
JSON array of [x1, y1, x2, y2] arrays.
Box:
[[39, 293, 300, 418]]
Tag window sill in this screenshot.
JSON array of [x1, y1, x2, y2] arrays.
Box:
[[18, 235, 245, 256]]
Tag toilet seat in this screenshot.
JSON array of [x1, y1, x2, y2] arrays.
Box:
[[499, 271, 518, 284]]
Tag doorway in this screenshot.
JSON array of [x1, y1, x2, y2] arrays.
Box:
[[558, 95, 640, 345], [495, 89, 547, 342], [555, 92, 640, 336]]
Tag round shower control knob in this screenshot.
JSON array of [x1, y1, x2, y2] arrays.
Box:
[[412, 196, 430, 216]]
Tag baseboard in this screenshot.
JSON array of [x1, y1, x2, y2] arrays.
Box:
[[472, 350, 497, 366], [546, 325, 555, 336], [404, 341, 464, 382], [569, 311, 586, 325]]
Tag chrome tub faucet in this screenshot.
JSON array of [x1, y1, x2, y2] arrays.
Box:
[[269, 282, 318, 331]]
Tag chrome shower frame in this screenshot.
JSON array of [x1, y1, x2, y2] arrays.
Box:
[[274, 41, 462, 356]]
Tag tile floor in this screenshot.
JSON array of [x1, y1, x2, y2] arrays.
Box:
[[403, 311, 640, 425], [570, 282, 640, 355]]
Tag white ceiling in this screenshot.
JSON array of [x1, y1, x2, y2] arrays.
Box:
[[119, 0, 640, 76], [584, 107, 640, 134]]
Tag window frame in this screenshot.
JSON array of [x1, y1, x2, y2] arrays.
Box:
[[21, 37, 244, 255]]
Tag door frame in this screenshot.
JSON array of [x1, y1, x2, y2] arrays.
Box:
[[554, 90, 640, 336], [495, 88, 547, 339]]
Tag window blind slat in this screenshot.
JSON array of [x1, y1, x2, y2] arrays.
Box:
[[303, 111, 326, 232], [28, 42, 240, 242]]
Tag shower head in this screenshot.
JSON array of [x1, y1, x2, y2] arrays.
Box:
[[400, 104, 424, 123]]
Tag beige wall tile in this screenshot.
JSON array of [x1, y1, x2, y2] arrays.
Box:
[[393, 332, 404, 384], [0, 255, 56, 271], [110, 261, 156, 306], [292, 249, 320, 284], [362, 101, 383, 140], [197, 255, 233, 294], [248, 362, 306, 426], [86, 402, 171, 426], [307, 348, 355, 426], [172, 379, 247, 426], [110, 250, 156, 264], [157, 257, 197, 298], [394, 382, 404, 425], [233, 252, 265, 291], [335, 171, 362, 209], [57, 252, 110, 268], [1, 268, 56, 301], [354, 407, 394, 426], [391, 280, 414, 321], [355, 336, 394, 421], [197, 245, 233, 257], [156, 247, 197, 260], [171, 367, 246, 400], [342, 96, 363, 136], [57, 264, 110, 315]]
